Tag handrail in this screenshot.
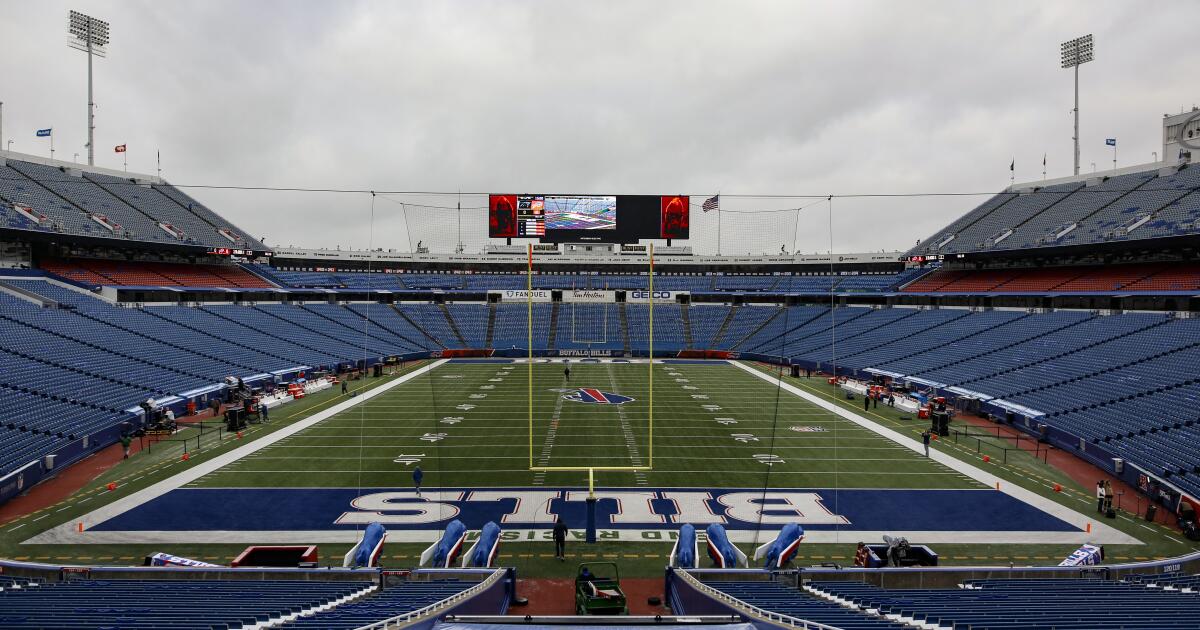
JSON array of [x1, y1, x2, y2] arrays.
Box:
[[354, 567, 506, 630], [674, 569, 845, 630]]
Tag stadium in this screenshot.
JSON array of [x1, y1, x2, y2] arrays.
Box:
[[1, 3, 1199, 629]]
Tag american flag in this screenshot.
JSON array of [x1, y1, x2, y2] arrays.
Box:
[[701, 195, 719, 212]]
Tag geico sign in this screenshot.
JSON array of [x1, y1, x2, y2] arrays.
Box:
[[627, 290, 676, 302]]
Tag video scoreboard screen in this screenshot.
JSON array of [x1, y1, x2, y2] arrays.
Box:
[[489, 194, 688, 242]]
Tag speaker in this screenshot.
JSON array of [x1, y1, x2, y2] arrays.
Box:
[[372, 364, 383, 378], [1183, 521, 1200, 541], [790, 365, 801, 378]]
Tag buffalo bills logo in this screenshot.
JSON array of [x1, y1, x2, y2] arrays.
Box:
[[563, 388, 634, 405]]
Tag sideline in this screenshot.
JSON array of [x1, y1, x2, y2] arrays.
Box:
[[729, 360, 1140, 546], [24, 360, 449, 545]]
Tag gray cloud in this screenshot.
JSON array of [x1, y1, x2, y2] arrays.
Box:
[[2, 0, 1196, 255]]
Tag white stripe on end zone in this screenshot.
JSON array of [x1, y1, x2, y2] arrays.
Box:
[[728, 360, 1140, 546], [24, 359, 450, 546]]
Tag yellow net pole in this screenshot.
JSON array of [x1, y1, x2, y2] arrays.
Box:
[[648, 242, 654, 468], [527, 243, 533, 470]]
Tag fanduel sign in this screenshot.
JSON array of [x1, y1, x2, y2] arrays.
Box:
[[493, 290, 553, 302], [626, 290, 682, 303]]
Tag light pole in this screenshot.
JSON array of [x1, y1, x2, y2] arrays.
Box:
[[68, 10, 110, 167], [1061, 34, 1094, 176]]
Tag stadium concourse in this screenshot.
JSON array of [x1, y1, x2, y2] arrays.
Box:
[[3, 150, 1200, 629]]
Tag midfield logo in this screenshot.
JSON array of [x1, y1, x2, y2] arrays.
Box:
[[563, 388, 635, 405]]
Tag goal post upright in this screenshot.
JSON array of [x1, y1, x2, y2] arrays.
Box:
[[527, 243, 533, 470], [648, 242, 654, 469]]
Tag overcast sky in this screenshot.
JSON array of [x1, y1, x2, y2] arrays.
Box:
[[2, 0, 1197, 255]]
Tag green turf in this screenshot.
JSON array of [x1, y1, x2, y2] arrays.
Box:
[[192, 361, 976, 490], [1, 359, 1196, 578]]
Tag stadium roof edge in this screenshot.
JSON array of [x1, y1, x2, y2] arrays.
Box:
[[1008, 159, 1172, 191], [0, 148, 162, 184]]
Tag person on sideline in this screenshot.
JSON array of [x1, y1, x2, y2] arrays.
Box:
[[1097, 481, 1106, 513], [854, 542, 870, 567], [120, 433, 132, 459], [922, 430, 932, 457], [413, 466, 424, 498], [553, 516, 569, 561]]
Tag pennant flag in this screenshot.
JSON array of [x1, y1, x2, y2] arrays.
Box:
[[701, 195, 719, 212], [1009, 159, 1014, 172], [1105, 138, 1117, 146], [1043, 153, 1047, 167], [114, 144, 127, 153], [35, 128, 52, 137]]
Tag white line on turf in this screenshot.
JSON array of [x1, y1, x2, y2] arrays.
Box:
[[729, 360, 1141, 546], [23, 359, 451, 546]]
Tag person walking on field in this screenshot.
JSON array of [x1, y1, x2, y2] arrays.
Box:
[[1096, 481, 1106, 513], [342, 379, 349, 395], [921, 430, 932, 457], [413, 466, 423, 498], [564, 365, 571, 382], [120, 433, 132, 459], [553, 516, 569, 561], [863, 393, 870, 412]]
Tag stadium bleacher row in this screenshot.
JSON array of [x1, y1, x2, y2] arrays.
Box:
[[0, 158, 263, 250], [806, 577, 1200, 629], [248, 262, 919, 293], [687, 574, 1200, 629], [904, 262, 1200, 293], [0, 576, 476, 630], [910, 162, 1200, 257]]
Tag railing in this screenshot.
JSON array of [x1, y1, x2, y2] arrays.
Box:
[[674, 569, 845, 630], [354, 568, 506, 630]]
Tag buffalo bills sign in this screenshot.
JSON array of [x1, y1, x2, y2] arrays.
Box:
[[563, 388, 635, 405]]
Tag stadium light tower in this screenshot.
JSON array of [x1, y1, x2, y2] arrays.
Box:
[[1061, 34, 1093, 176], [68, 10, 110, 167]]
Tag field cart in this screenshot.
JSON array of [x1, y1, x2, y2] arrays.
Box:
[[574, 562, 628, 615]]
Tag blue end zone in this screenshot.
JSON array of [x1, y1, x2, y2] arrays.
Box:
[[89, 487, 1078, 533]]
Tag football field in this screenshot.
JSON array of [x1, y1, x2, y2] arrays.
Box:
[[25, 359, 1144, 552], [192, 359, 972, 490]]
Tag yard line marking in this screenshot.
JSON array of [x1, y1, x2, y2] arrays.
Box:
[[24, 359, 451, 546], [730, 360, 1140, 546]]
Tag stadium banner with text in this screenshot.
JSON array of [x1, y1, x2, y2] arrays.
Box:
[[626, 290, 685, 303], [490, 290, 553, 302], [563, 290, 615, 303]]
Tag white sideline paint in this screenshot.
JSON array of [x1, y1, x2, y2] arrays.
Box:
[[23, 360, 450, 546], [729, 360, 1140, 546]]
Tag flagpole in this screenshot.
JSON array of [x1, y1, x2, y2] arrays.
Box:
[[123, 148, 127, 172], [50, 132, 54, 160], [1113, 143, 1117, 171], [157, 149, 161, 179], [716, 192, 722, 257]]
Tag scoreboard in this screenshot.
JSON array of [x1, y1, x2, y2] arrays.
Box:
[[489, 194, 688, 243]]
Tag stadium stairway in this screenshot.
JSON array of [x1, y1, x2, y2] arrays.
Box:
[[680, 302, 694, 349], [546, 302, 560, 350], [388, 303, 448, 349], [873, 310, 1094, 378], [707, 305, 737, 349], [484, 303, 496, 347], [439, 303, 469, 347], [619, 303, 631, 354]]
